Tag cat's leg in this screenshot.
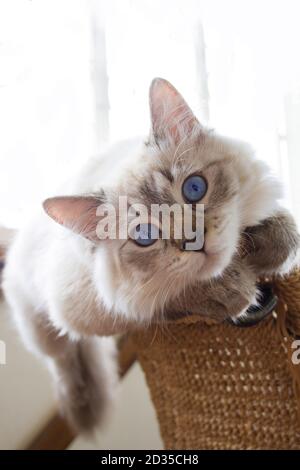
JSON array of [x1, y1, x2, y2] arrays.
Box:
[[4, 284, 117, 433], [166, 256, 258, 322], [243, 209, 300, 276]]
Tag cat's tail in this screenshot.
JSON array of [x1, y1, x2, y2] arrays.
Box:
[[0, 226, 16, 291], [50, 335, 118, 434]]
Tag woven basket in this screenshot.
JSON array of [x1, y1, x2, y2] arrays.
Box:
[[132, 271, 300, 450]]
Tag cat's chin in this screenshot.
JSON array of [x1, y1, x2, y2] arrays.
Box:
[[194, 248, 233, 281]]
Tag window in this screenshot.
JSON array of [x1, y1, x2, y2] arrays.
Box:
[[0, 0, 299, 226]]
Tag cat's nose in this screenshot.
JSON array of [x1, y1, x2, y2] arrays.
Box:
[[181, 237, 205, 252], [181, 226, 206, 252]]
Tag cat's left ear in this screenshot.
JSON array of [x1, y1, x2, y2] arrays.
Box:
[[149, 77, 201, 144], [43, 196, 105, 242]]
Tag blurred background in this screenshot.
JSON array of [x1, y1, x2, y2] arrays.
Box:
[[0, 0, 300, 449]]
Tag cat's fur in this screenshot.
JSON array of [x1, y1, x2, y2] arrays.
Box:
[[3, 78, 299, 432]]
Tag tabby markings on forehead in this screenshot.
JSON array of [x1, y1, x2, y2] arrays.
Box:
[[138, 179, 176, 206], [159, 167, 174, 183]]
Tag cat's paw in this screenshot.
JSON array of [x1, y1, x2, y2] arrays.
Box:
[[228, 284, 276, 327], [242, 209, 300, 276]]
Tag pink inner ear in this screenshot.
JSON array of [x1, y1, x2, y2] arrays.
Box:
[[43, 196, 102, 241], [149, 77, 200, 143]]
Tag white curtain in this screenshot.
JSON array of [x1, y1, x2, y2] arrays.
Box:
[[1, 0, 300, 227]]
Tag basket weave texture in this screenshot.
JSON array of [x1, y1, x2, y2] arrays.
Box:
[[132, 272, 300, 449]]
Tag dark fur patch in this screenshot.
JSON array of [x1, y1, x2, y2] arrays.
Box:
[[138, 175, 175, 206], [209, 168, 237, 206], [121, 248, 159, 270], [243, 209, 300, 274], [159, 167, 174, 183]]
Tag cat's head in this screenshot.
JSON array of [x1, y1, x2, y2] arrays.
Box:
[[44, 78, 281, 322]]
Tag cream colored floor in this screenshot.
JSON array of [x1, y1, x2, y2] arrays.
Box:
[[69, 363, 162, 450], [0, 298, 162, 450], [0, 300, 55, 449]]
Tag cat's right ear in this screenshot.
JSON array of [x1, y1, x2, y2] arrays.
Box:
[[43, 196, 104, 242], [149, 77, 201, 145]]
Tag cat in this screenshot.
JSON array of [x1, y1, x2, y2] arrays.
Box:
[[2, 78, 299, 432]]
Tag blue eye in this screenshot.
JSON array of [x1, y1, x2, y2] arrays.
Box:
[[133, 223, 159, 247], [182, 175, 207, 202]]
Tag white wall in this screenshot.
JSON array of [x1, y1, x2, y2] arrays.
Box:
[[0, 298, 162, 449], [69, 363, 163, 450], [0, 300, 55, 449]]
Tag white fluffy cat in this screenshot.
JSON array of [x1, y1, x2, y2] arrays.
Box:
[[3, 78, 299, 432]]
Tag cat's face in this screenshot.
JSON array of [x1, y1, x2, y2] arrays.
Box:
[[117, 134, 240, 288], [44, 78, 281, 321]]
